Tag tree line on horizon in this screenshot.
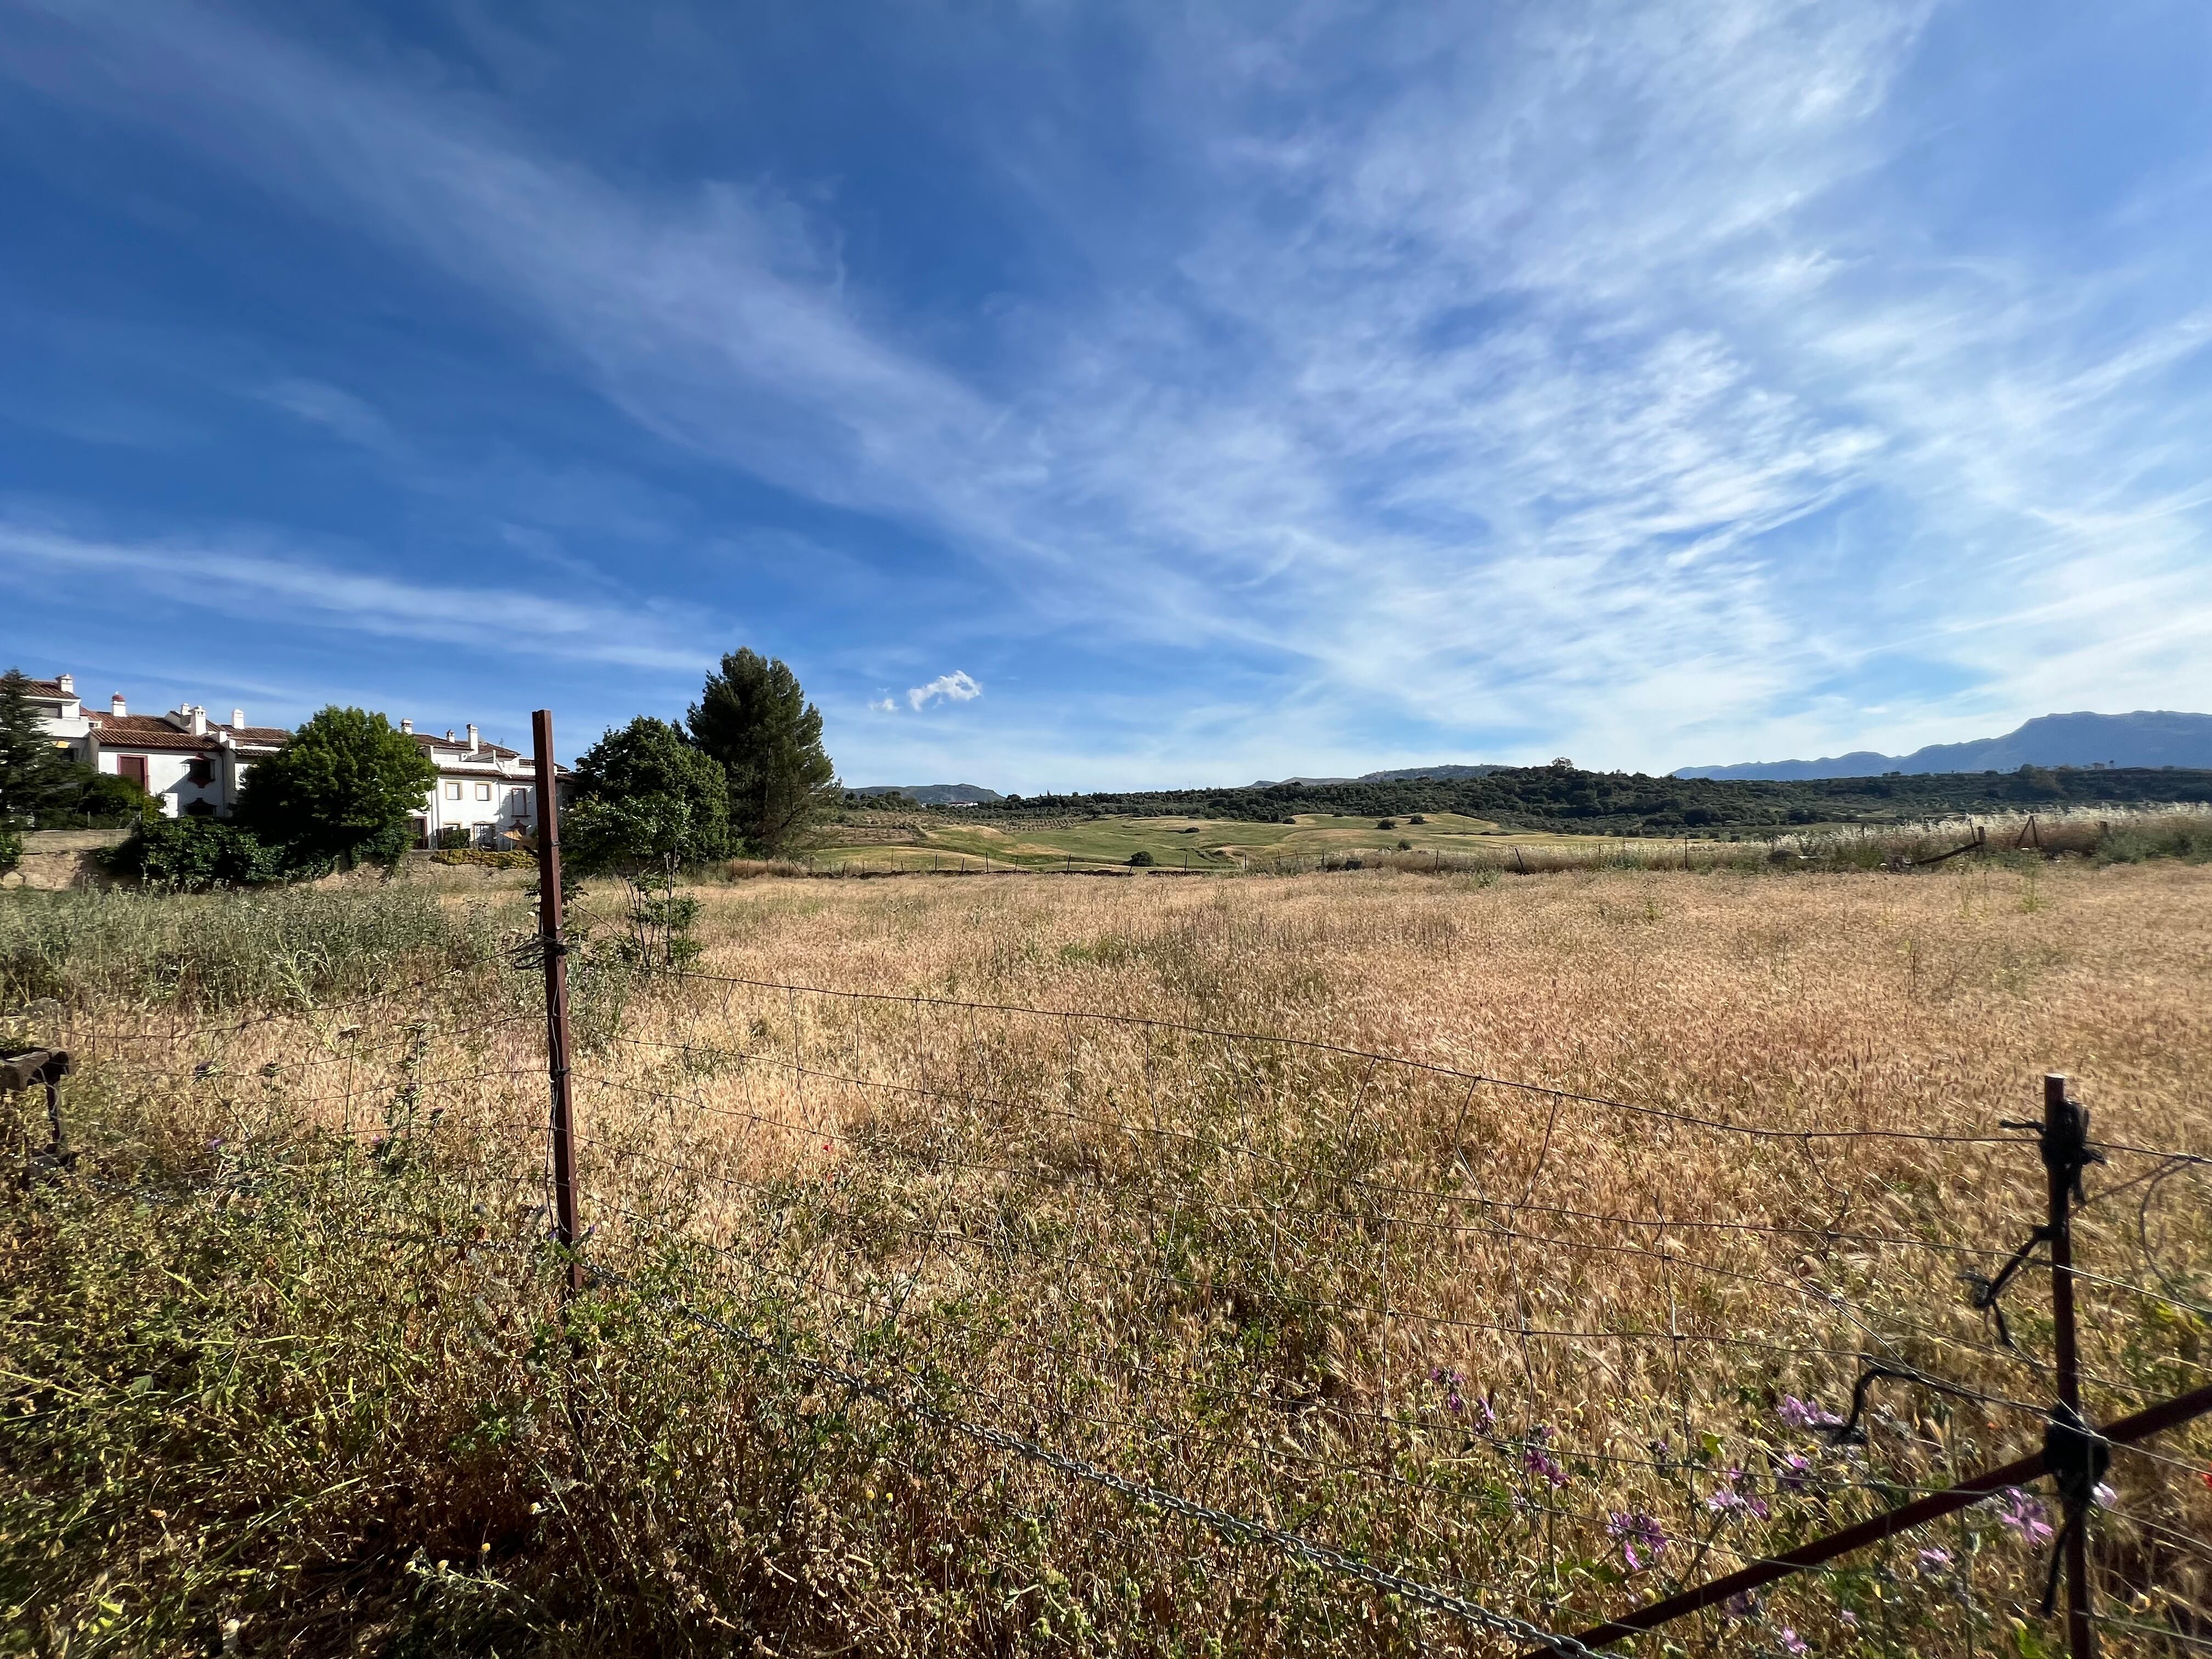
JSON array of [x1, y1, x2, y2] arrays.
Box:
[[936, 760, 2212, 837]]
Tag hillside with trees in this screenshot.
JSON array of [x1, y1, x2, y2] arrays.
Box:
[[953, 761, 2212, 837]]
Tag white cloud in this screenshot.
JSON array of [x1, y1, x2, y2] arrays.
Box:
[[0, 517, 709, 672], [8, 2, 2212, 775], [907, 670, 981, 711], [868, 695, 898, 713]]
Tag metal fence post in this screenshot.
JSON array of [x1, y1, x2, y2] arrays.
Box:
[[2045, 1073, 2093, 1659], [532, 709, 583, 1295]]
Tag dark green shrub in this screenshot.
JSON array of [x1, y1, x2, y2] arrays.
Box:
[[68, 767, 165, 827], [2097, 821, 2212, 865], [1127, 849, 1155, 867], [0, 825, 20, 873], [105, 817, 291, 890]]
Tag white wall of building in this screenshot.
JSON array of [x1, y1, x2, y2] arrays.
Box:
[[404, 721, 547, 848], [94, 748, 231, 817]]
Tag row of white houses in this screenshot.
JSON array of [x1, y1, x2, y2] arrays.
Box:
[[24, 674, 556, 848]]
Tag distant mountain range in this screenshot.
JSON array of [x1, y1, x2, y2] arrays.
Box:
[[1250, 763, 1511, 787], [1675, 712, 2212, 781], [848, 783, 1004, 805], [855, 715, 2212, 804]]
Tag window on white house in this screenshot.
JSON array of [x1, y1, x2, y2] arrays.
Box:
[[476, 782, 492, 801], [444, 782, 462, 800]]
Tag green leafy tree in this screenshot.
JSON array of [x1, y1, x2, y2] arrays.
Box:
[[686, 650, 838, 856], [235, 707, 438, 869], [568, 717, 731, 866], [0, 668, 80, 827]]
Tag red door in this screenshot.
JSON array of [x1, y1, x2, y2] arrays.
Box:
[[117, 755, 149, 789]]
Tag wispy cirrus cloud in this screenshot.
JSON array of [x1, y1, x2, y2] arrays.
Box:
[[5, 2, 2211, 782], [0, 517, 709, 673]]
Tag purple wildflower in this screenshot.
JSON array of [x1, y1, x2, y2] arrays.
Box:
[[1838, 1610, 1858, 1628], [1722, 1592, 1762, 1621], [1707, 1468, 1770, 1520], [1777, 1628, 1809, 1656], [1605, 1511, 1668, 1572], [1474, 1394, 1497, 1431], [1778, 1395, 1843, 1431], [2093, 1482, 2117, 1509], [1915, 1545, 1953, 1573], [1997, 1487, 2053, 1545], [1778, 1454, 1813, 1493], [1427, 1367, 1472, 1417], [1523, 1445, 1566, 1487]]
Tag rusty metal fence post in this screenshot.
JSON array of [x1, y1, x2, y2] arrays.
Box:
[[532, 709, 583, 1294], [2042, 1073, 2097, 1659]]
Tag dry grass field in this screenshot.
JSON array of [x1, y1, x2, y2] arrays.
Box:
[[6, 857, 2210, 1656]]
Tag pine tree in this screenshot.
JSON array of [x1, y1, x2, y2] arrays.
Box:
[[0, 668, 80, 827], [686, 650, 838, 856]]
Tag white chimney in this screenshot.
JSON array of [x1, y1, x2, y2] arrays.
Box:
[[57, 673, 74, 694], [111, 693, 126, 717], [400, 718, 414, 735], [188, 706, 207, 736], [466, 723, 481, 752], [230, 708, 245, 729], [445, 729, 455, 742]]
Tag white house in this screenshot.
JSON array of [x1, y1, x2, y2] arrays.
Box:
[[26, 674, 289, 818], [26, 675, 560, 846], [401, 720, 556, 848]]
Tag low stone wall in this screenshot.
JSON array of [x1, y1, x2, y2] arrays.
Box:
[[1, 829, 127, 891]]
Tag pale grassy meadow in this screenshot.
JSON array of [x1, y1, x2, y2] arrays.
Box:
[[6, 858, 2208, 1655]]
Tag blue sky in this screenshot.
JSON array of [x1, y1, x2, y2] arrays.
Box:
[[4, 2, 2211, 788]]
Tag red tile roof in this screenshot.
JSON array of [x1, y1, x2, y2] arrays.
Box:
[[86, 714, 290, 752], [18, 678, 71, 699], [410, 733, 528, 763]]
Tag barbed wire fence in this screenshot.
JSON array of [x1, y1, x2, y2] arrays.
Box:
[[8, 709, 2210, 1657]]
